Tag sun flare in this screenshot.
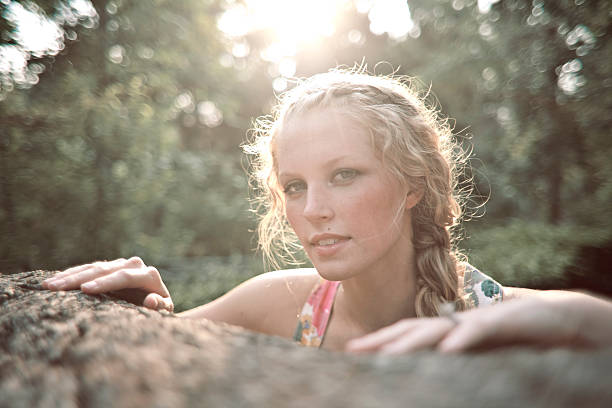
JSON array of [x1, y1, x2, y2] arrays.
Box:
[[217, 0, 415, 92], [218, 0, 349, 47]]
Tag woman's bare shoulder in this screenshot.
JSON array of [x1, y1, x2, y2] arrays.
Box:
[[178, 268, 320, 338], [253, 267, 320, 283], [244, 268, 320, 301]]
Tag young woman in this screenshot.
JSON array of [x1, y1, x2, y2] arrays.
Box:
[[42, 70, 612, 353]]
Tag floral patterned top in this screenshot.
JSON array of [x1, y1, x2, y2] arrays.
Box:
[[293, 263, 503, 347]]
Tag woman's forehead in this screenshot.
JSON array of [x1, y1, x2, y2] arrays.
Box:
[[273, 112, 389, 180], [276, 110, 374, 152]]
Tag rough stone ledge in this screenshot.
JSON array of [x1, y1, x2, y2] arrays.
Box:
[[1, 270, 611, 408]]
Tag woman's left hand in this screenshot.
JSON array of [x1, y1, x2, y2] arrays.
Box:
[[346, 292, 612, 354], [345, 316, 460, 354], [345, 297, 557, 354]]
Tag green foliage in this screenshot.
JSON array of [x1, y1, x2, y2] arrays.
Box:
[[0, 0, 257, 272], [400, 0, 612, 226], [159, 255, 264, 313], [464, 220, 609, 287], [1, 0, 610, 295]]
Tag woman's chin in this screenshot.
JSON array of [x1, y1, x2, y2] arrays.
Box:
[[311, 261, 357, 282]]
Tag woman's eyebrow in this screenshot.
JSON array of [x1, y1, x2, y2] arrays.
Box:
[[277, 171, 298, 181], [325, 155, 353, 167], [278, 156, 354, 181], [278, 155, 356, 179]]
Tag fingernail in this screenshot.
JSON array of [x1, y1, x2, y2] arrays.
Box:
[[47, 279, 65, 289], [438, 339, 458, 353], [81, 282, 98, 291], [149, 297, 159, 309], [379, 346, 395, 355]]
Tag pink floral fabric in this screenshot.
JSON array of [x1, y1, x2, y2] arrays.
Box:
[[293, 264, 503, 347], [293, 279, 340, 347]]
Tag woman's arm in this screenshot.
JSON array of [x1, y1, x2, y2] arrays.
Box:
[[346, 290, 612, 354], [43, 259, 317, 338], [501, 285, 541, 300]]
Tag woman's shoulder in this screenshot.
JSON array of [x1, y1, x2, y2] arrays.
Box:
[[245, 268, 321, 335], [460, 262, 504, 308], [248, 268, 321, 301], [179, 268, 320, 337], [254, 267, 320, 284]]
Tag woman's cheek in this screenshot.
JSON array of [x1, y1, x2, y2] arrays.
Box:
[[285, 202, 304, 236]]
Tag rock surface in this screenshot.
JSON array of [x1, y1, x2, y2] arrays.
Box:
[[1, 270, 611, 408]]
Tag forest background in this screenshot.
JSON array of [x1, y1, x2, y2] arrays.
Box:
[[1, 0, 610, 312]]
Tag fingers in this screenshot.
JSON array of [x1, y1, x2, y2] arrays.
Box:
[[346, 318, 457, 355], [143, 293, 174, 312], [436, 300, 546, 352], [79, 266, 166, 295], [347, 301, 562, 355], [43, 262, 95, 284], [43, 258, 128, 291], [437, 321, 489, 353], [43, 257, 170, 298], [41, 257, 173, 313], [380, 321, 456, 354], [346, 319, 417, 352]]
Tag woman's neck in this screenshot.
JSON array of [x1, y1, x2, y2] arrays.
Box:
[[334, 247, 418, 335]]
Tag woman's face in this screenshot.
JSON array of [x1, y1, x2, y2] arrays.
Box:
[[275, 109, 418, 281]]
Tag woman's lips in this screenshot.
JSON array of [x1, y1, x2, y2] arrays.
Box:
[[309, 234, 351, 257]]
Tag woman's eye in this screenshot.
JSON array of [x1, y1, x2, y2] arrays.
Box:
[[333, 169, 358, 183], [283, 181, 306, 195]]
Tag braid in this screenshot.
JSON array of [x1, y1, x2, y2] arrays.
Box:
[[412, 214, 465, 317], [409, 146, 468, 317]]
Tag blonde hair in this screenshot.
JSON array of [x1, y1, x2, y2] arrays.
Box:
[[244, 68, 468, 316]]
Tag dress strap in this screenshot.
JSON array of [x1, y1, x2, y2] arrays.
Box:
[[293, 278, 341, 347], [463, 263, 504, 308]]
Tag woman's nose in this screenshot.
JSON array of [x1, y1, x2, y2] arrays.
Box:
[[302, 186, 334, 222]]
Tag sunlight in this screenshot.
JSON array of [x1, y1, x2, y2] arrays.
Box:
[[218, 0, 415, 47], [217, 0, 353, 92], [477, 0, 500, 14], [218, 0, 347, 46], [217, 0, 415, 91], [5, 2, 64, 58], [0, 0, 97, 95], [367, 0, 412, 39]]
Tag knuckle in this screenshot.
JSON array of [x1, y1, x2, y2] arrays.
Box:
[[115, 269, 131, 281], [62, 275, 76, 286], [92, 262, 108, 275], [128, 256, 144, 267], [398, 319, 412, 330], [146, 266, 160, 280]]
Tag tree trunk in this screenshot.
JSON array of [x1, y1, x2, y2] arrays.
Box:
[[1, 270, 611, 407]]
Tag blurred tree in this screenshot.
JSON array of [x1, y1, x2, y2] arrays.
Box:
[[1, 0, 609, 291], [0, 0, 255, 272], [208, 0, 611, 288], [392, 0, 612, 228]]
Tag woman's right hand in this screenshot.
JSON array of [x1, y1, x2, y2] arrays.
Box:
[[42, 257, 174, 312]]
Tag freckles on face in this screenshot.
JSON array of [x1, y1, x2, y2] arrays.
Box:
[[274, 110, 413, 278]]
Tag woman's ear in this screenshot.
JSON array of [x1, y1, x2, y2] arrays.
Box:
[[405, 188, 424, 210]]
